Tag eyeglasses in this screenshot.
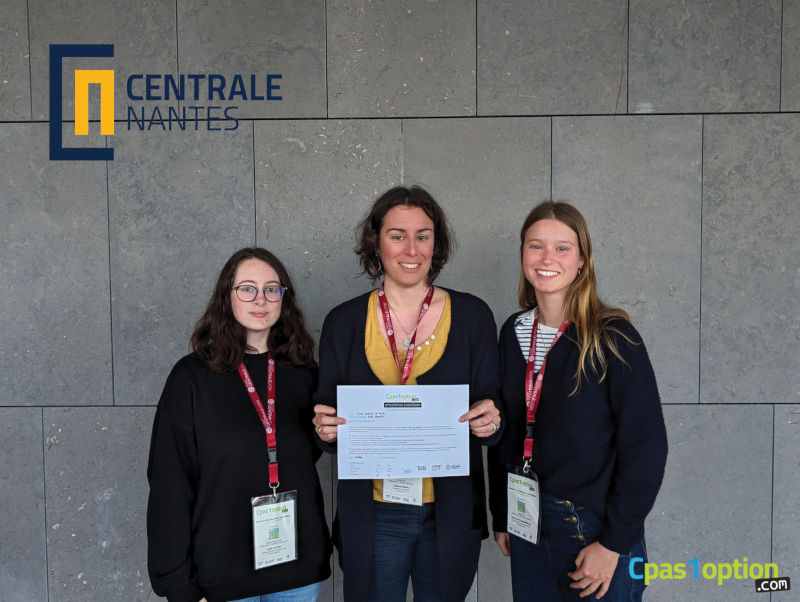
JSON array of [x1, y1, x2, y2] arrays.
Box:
[[232, 284, 287, 303]]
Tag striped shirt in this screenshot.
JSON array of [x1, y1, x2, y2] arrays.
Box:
[[514, 309, 559, 373]]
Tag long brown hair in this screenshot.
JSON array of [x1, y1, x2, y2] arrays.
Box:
[[518, 201, 634, 392], [190, 247, 316, 371], [355, 185, 455, 284]]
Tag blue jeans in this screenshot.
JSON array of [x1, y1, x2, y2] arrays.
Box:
[[229, 581, 323, 602], [368, 501, 443, 602], [509, 494, 647, 602]]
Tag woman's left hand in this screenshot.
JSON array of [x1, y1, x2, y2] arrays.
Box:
[[458, 398, 500, 438], [567, 541, 620, 598]]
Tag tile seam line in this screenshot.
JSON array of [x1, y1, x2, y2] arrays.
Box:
[[41, 408, 50, 602], [770, 403, 775, 572], [106, 137, 115, 405], [779, 0, 784, 111], [7, 109, 800, 127], [626, 0, 630, 114], [475, 0, 478, 115], [698, 114, 704, 404], [252, 119, 257, 244], [549, 116, 553, 199], [26, 0, 33, 120]]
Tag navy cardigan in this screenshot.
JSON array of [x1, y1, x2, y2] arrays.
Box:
[[488, 312, 668, 555], [314, 289, 502, 602]]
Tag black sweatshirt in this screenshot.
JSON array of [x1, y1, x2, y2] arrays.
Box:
[[488, 314, 668, 554], [147, 352, 331, 602]]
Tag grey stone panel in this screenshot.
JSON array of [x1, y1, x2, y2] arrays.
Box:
[[478, 0, 628, 116], [177, 0, 326, 119], [44, 407, 157, 602], [646, 405, 772, 601], [0, 409, 46, 602], [702, 115, 800, 405], [108, 124, 255, 405], [28, 0, 178, 121], [0, 123, 112, 406], [402, 117, 551, 329], [327, 0, 476, 117], [478, 535, 511, 599], [552, 116, 702, 404], [315, 453, 334, 601], [629, 0, 781, 113], [773, 406, 800, 583], [332, 459, 343, 602], [254, 119, 402, 336], [0, 0, 31, 120], [783, 2, 800, 110], [478, 447, 512, 601]]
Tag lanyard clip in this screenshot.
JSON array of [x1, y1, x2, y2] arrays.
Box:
[[270, 482, 279, 498], [268, 447, 278, 464], [522, 458, 531, 476]]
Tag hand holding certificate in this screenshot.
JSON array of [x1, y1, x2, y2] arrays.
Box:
[[336, 384, 470, 479]]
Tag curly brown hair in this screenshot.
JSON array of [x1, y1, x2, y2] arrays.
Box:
[[355, 185, 455, 284], [190, 247, 316, 371]]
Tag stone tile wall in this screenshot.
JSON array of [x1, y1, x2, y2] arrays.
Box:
[[1, 1, 797, 600]]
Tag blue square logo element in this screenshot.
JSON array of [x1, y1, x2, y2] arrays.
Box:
[[49, 44, 115, 161]]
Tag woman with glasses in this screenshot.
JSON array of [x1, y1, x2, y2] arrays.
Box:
[[312, 186, 502, 602], [147, 247, 331, 602], [488, 202, 667, 601]]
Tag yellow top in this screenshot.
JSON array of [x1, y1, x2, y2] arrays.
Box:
[[365, 289, 451, 503]]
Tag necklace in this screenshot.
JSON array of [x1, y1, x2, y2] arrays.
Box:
[[388, 304, 419, 348], [384, 286, 433, 348]]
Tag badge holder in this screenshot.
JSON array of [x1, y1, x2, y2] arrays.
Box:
[[251, 482, 298, 570], [506, 425, 542, 545], [383, 477, 424, 505]]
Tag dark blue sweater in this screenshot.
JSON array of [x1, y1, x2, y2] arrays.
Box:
[[488, 312, 667, 554], [314, 288, 502, 602]]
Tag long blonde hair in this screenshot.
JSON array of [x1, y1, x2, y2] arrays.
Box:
[[517, 201, 634, 393]]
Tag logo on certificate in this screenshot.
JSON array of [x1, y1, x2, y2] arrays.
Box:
[[517, 500, 526, 513], [269, 527, 280, 541]]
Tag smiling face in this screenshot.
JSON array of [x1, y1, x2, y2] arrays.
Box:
[[377, 205, 435, 289], [522, 218, 584, 307], [230, 258, 283, 352]]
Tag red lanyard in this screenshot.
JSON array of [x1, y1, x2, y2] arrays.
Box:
[[523, 309, 570, 462], [377, 285, 435, 385], [238, 353, 279, 492]]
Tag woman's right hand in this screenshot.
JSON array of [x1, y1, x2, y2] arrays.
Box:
[[313, 404, 346, 442], [494, 532, 510, 557]]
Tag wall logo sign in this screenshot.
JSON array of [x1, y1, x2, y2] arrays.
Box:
[[50, 44, 115, 161], [49, 43, 283, 161]]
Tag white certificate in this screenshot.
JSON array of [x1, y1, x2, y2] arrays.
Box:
[[336, 384, 470, 480]]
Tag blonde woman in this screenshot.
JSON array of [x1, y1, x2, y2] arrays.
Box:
[[489, 202, 667, 601]]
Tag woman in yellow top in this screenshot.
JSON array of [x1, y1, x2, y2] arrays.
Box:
[[313, 186, 503, 602]]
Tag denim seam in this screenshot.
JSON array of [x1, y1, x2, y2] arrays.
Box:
[[573, 505, 587, 546]]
